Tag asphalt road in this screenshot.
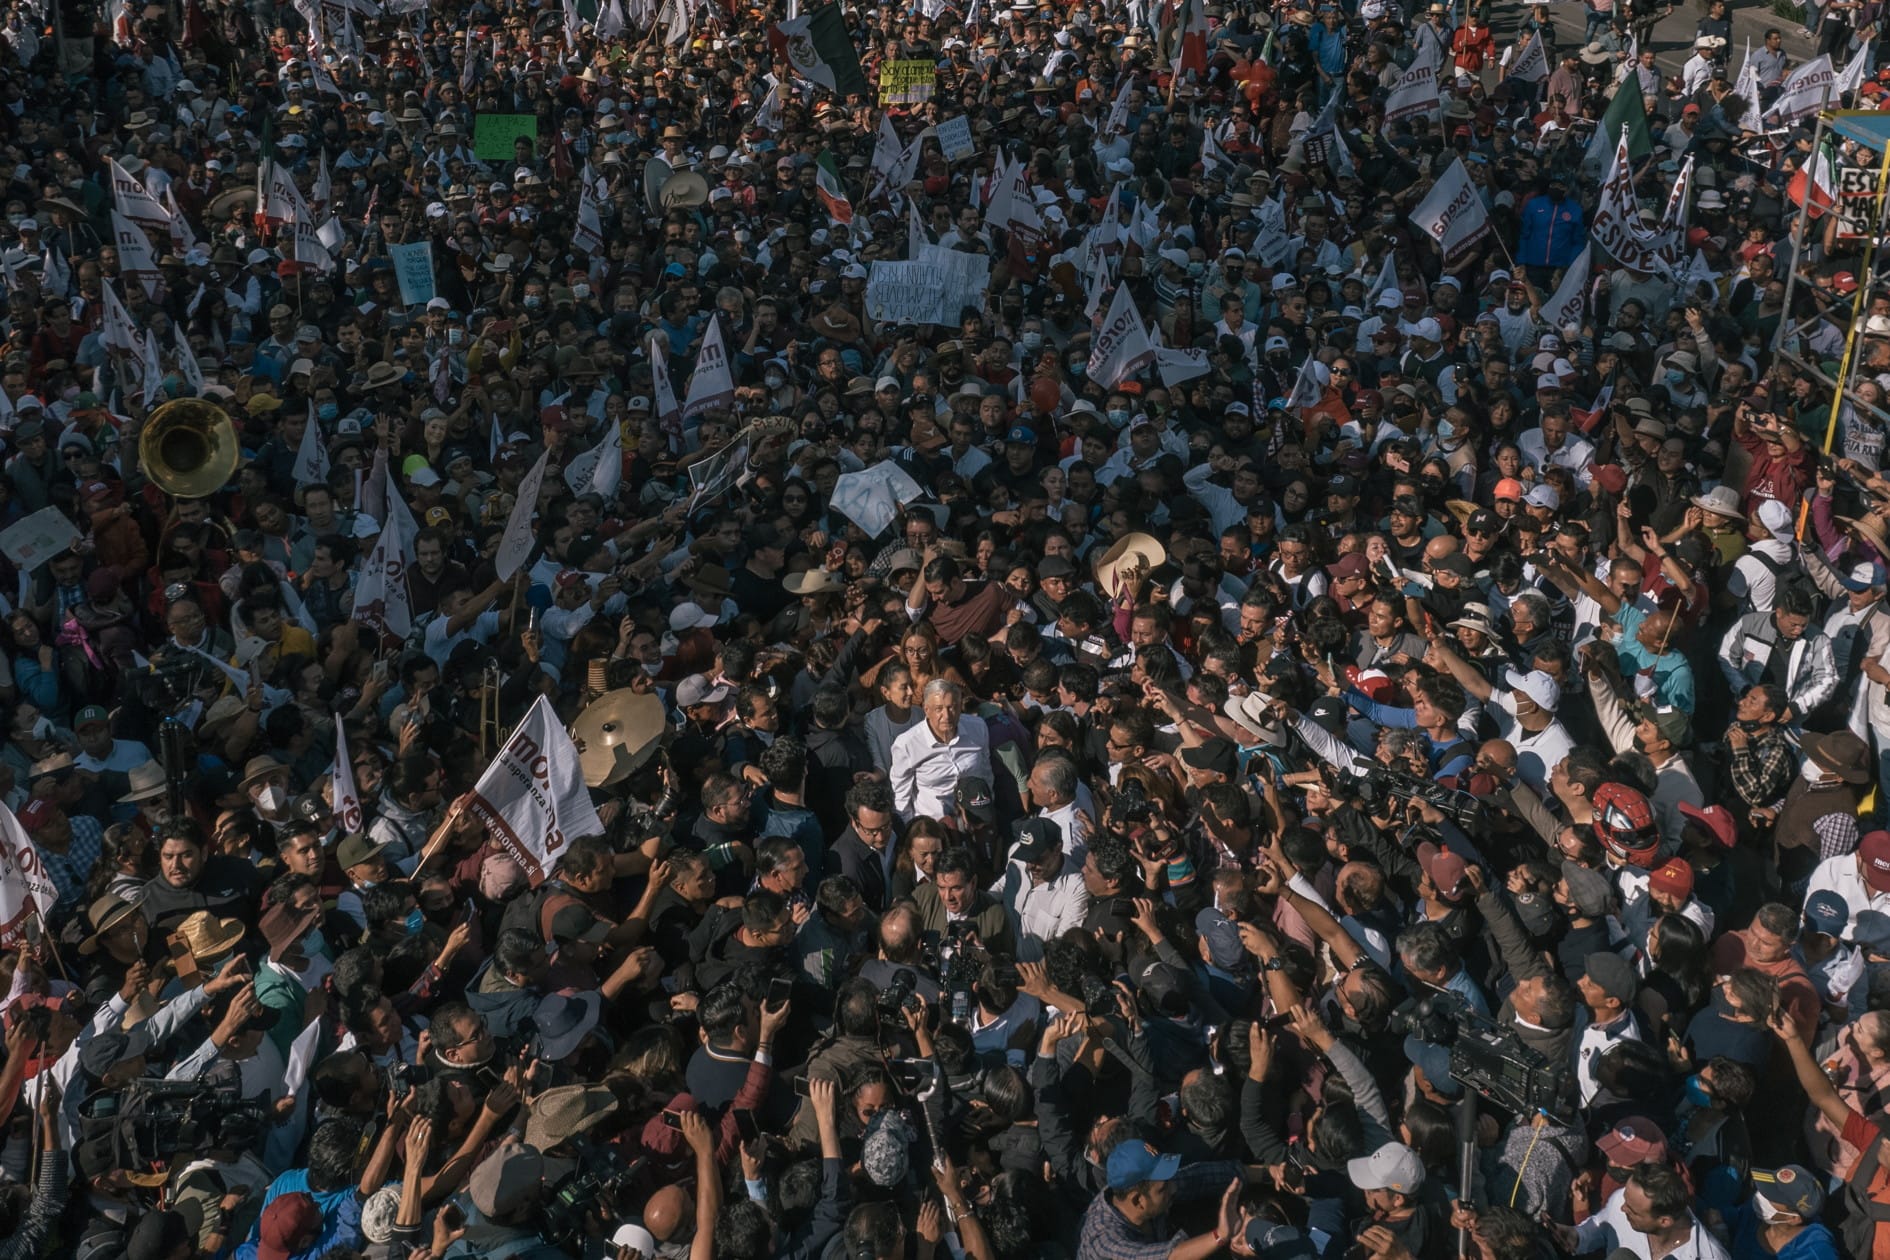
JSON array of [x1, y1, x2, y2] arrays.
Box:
[[1497, 0, 1823, 78]]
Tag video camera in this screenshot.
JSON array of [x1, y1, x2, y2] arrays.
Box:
[[1339, 762, 1484, 829], [1388, 993, 1569, 1119], [542, 1146, 644, 1248], [85, 1076, 273, 1168], [876, 967, 923, 1021]]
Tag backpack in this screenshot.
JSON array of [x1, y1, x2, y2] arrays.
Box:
[[1841, 1124, 1890, 1259], [1743, 547, 1823, 614]]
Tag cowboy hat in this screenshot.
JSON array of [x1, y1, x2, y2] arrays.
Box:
[[687, 563, 734, 599], [783, 569, 845, 596], [119, 762, 168, 804], [239, 755, 290, 790], [1095, 532, 1166, 602], [205, 187, 260, 220], [657, 170, 711, 210], [1690, 485, 1745, 521], [35, 196, 88, 220], [364, 361, 406, 390], [525, 1085, 620, 1152], [1840, 514, 1890, 561], [1222, 691, 1285, 747], [77, 894, 142, 957], [1803, 730, 1871, 784]]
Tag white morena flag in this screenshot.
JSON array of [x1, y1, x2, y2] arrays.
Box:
[[1508, 34, 1548, 84], [682, 317, 735, 419], [1407, 157, 1490, 265], [562, 422, 624, 498], [466, 694, 604, 887], [1766, 54, 1835, 123], [1384, 57, 1441, 124], [495, 449, 551, 580], [310, 152, 333, 219], [1540, 245, 1592, 330], [111, 211, 160, 299], [651, 348, 684, 448], [1836, 41, 1873, 99], [42, 245, 70, 297], [1105, 76, 1133, 136], [382, 458, 420, 550], [332, 719, 364, 833], [353, 522, 413, 639], [885, 133, 924, 193], [161, 186, 198, 252], [1366, 250, 1400, 306], [1733, 41, 1765, 134], [293, 402, 330, 487], [108, 157, 171, 230], [0, 801, 56, 943], [261, 157, 314, 225], [99, 280, 138, 354], [1285, 356, 1324, 411], [908, 197, 928, 256], [1086, 284, 1156, 389], [139, 329, 164, 405], [871, 113, 903, 181], [573, 170, 605, 256], [1645, 155, 1694, 275], [1589, 127, 1663, 273], [175, 325, 203, 396], [595, 0, 626, 39]]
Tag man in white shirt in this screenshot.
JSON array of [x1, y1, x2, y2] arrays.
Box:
[[990, 818, 1089, 961], [1805, 832, 1890, 938], [1517, 410, 1596, 489], [423, 574, 509, 666], [1560, 1164, 1730, 1260], [890, 680, 992, 820]]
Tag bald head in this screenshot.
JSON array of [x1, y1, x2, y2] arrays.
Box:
[[879, 904, 920, 963], [645, 1185, 693, 1241], [1422, 535, 1459, 565]]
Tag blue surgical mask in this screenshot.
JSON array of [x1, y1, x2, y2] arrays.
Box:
[[1437, 418, 1456, 441], [1107, 408, 1131, 428], [317, 402, 339, 421], [404, 908, 425, 936], [1665, 370, 1687, 387], [1682, 1073, 1713, 1108]]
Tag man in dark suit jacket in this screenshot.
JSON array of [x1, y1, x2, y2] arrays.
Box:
[[912, 846, 1014, 958], [828, 779, 898, 913]]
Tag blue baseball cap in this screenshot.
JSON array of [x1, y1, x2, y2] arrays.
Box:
[[1005, 425, 1037, 446], [1106, 1141, 1181, 1191], [1804, 890, 1850, 939]]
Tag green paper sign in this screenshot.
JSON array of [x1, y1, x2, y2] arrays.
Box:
[[475, 115, 538, 161]]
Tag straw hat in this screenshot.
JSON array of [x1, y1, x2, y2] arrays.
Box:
[[169, 911, 245, 968], [783, 569, 845, 596], [77, 894, 142, 956], [1094, 532, 1166, 602]]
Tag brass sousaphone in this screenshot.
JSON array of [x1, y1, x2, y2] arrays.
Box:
[[141, 398, 240, 499]]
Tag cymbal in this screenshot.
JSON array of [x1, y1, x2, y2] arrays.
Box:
[[570, 688, 667, 789]]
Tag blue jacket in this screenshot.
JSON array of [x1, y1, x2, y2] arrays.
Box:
[[1517, 193, 1586, 269]]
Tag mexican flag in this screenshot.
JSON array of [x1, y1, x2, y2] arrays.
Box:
[[1175, 0, 1208, 78], [815, 151, 853, 224], [769, 3, 869, 98], [1789, 140, 1837, 218]]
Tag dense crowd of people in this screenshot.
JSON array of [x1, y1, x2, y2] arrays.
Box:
[[0, 0, 1884, 1259]]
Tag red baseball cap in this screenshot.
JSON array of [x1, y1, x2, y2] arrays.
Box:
[[1598, 1116, 1669, 1166], [1648, 858, 1695, 902], [17, 799, 53, 835], [1861, 831, 1890, 894], [258, 1192, 322, 1260], [1677, 802, 1736, 849]]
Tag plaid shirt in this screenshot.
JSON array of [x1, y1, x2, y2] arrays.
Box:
[[38, 817, 102, 916], [1728, 728, 1796, 808], [1814, 812, 1863, 862], [1076, 1161, 1242, 1260]]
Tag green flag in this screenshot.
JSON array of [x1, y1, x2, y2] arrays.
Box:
[[1589, 81, 1652, 168]]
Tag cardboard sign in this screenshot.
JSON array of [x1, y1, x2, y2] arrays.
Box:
[[879, 59, 936, 105], [474, 113, 539, 160], [935, 114, 974, 161], [388, 240, 435, 307], [0, 507, 79, 572]]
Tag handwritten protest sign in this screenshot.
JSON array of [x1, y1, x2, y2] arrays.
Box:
[[474, 113, 538, 160], [878, 60, 935, 105]]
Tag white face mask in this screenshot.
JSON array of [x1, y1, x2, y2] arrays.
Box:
[[1801, 758, 1834, 786], [1754, 1197, 1794, 1224], [255, 784, 289, 815]]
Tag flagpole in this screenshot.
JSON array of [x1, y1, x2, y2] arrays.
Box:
[[31, 908, 69, 983], [1820, 139, 1890, 454]]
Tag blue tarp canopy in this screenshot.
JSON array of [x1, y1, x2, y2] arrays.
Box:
[[1829, 110, 1890, 150]]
